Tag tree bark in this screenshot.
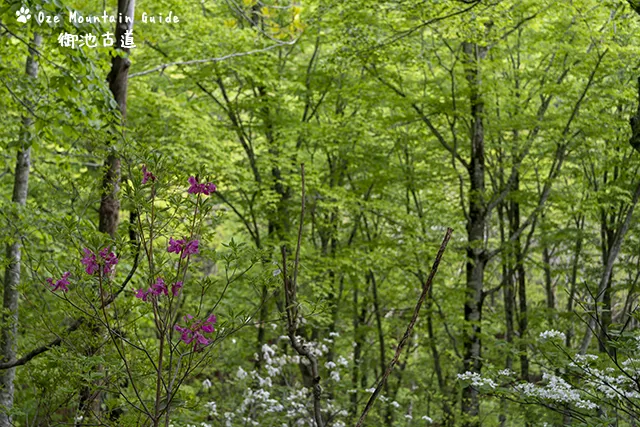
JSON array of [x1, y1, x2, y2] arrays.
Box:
[[461, 40, 487, 427], [100, 0, 136, 237], [0, 32, 41, 427], [77, 1, 135, 422], [565, 215, 584, 348]]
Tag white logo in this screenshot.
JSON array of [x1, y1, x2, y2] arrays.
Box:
[[16, 7, 31, 23]]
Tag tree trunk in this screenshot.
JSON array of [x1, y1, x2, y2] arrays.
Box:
[[100, 0, 136, 237], [461, 40, 487, 427], [77, 1, 135, 422], [565, 215, 584, 348], [498, 202, 514, 427], [509, 183, 529, 383], [542, 243, 555, 316], [598, 208, 615, 354], [0, 32, 41, 427], [370, 270, 393, 426]]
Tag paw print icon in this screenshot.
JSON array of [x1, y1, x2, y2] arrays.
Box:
[[16, 7, 31, 24]]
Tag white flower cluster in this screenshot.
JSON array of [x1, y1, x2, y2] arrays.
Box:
[[568, 354, 598, 367], [214, 337, 351, 426], [204, 401, 217, 416], [457, 371, 497, 389], [188, 330, 434, 426], [539, 330, 567, 341], [583, 366, 640, 400], [515, 373, 597, 410]]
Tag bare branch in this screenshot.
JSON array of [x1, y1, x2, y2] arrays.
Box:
[[356, 227, 453, 427], [128, 41, 297, 79]]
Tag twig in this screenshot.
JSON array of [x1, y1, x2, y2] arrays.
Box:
[[356, 227, 453, 427], [128, 41, 297, 79], [281, 164, 324, 427]]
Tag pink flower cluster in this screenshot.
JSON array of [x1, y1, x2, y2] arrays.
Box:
[[46, 272, 71, 293], [142, 165, 156, 184], [135, 277, 183, 301], [188, 176, 216, 195], [81, 247, 118, 276], [167, 237, 199, 259], [174, 314, 217, 348]]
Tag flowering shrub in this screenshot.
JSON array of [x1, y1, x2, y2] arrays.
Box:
[[37, 163, 256, 426], [457, 329, 640, 425]]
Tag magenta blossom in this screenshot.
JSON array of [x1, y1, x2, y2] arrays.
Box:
[[82, 247, 118, 276], [172, 281, 183, 297], [134, 278, 182, 301], [167, 237, 186, 254], [167, 237, 199, 258], [174, 314, 217, 349], [150, 277, 168, 296], [99, 247, 119, 275], [135, 288, 150, 302], [183, 240, 199, 258], [81, 248, 99, 275], [187, 176, 216, 195], [46, 272, 71, 292], [142, 165, 156, 184]]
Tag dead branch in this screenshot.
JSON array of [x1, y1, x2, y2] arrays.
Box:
[[356, 227, 453, 427]]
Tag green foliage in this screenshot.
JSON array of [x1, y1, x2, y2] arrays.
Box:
[[3, 0, 640, 426]]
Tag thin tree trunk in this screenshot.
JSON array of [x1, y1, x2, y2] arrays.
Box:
[[598, 207, 616, 354], [425, 276, 454, 426], [370, 270, 393, 426], [542, 243, 555, 315], [350, 284, 367, 422], [498, 202, 514, 427], [565, 215, 584, 348], [0, 32, 41, 427]]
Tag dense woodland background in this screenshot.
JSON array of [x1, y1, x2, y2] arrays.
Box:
[[4, 0, 640, 426]]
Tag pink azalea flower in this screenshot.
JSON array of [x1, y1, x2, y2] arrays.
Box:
[[99, 247, 119, 275], [204, 182, 217, 194], [171, 281, 183, 297], [135, 288, 150, 301], [150, 277, 168, 296], [182, 240, 199, 258], [81, 248, 99, 275], [167, 238, 199, 258], [174, 314, 217, 350], [187, 176, 216, 195], [187, 176, 201, 194], [81, 247, 118, 276], [142, 165, 156, 184], [167, 237, 186, 254], [46, 272, 71, 292], [135, 277, 182, 302], [195, 333, 209, 346]]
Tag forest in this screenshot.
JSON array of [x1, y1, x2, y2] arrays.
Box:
[[3, 0, 640, 426]]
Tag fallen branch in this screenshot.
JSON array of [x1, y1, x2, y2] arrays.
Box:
[[356, 227, 453, 427]]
